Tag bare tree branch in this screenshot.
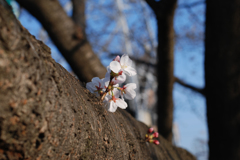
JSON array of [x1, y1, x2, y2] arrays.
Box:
[[182, 4, 203, 25], [175, 77, 205, 96], [178, 0, 205, 9], [110, 53, 205, 96], [72, 0, 86, 31], [16, 0, 106, 82]]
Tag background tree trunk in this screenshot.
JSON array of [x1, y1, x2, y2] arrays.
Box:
[[16, 0, 106, 83], [146, 0, 177, 143], [205, 0, 240, 159], [72, 0, 86, 32], [0, 1, 196, 159]]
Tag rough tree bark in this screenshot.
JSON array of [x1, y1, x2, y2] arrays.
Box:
[[16, 0, 106, 83], [205, 0, 240, 160], [145, 0, 177, 143], [0, 1, 196, 160]]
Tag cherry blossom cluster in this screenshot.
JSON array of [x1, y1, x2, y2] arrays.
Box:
[[145, 128, 160, 145], [86, 54, 137, 112]]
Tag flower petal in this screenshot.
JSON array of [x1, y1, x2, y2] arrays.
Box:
[[110, 61, 121, 73], [108, 101, 118, 112], [112, 88, 120, 98], [124, 89, 136, 100], [91, 77, 103, 88], [105, 72, 110, 80], [125, 83, 137, 90], [112, 73, 126, 84], [103, 73, 110, 88], [106, 66, 111, 73], [86, 82, 95, 92], [103, 93, 111, 103], [120, 54, 129, 66], [120, 94, 124, 99], [104, 80, 110, 89], [116, 99, 127, 109], [123, 66, 137, 76], [92, 77, 101, 84]]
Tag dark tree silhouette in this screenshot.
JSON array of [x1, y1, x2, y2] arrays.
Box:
[[205, 0, 240, 159], [146, 0, 177, 143]]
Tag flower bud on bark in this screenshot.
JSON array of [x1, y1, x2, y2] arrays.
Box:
[[148, 127, 154, 133], [154, 140, 159, 145], [153, 132, 159, 138]]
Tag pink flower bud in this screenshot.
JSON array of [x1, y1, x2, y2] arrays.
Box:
[[148, 128, 154, 133], [113, 55, 120, 62], [153, 132, 159, 138], [154, 140, 159, 145]]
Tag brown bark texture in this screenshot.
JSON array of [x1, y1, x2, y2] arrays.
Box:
[[205, 0, 240, 160], [146, 0, 177, 142], [16, 0, 106, 83], [0, 1, 197, 160]]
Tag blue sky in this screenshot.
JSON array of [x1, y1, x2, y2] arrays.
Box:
[[173, 1, 207, 158]]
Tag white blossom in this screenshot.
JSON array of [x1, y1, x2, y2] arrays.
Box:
[[109, 54, 136, 76], [120, 83, 137, 100], [112, 72, 126, 84], [106, 66, 126, 84], [103, 88, 127, 112], [86, 77, 105, 97], [86, 54, 138, 113], [104, 72, 121, 87]]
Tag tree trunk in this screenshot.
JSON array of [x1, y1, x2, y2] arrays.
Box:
[[0, 1, 197, 160], [146, 0, 177, 143], [16, 0, 106, 83], [72, 0, 86, 32], [205, 0, 240, 159]]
